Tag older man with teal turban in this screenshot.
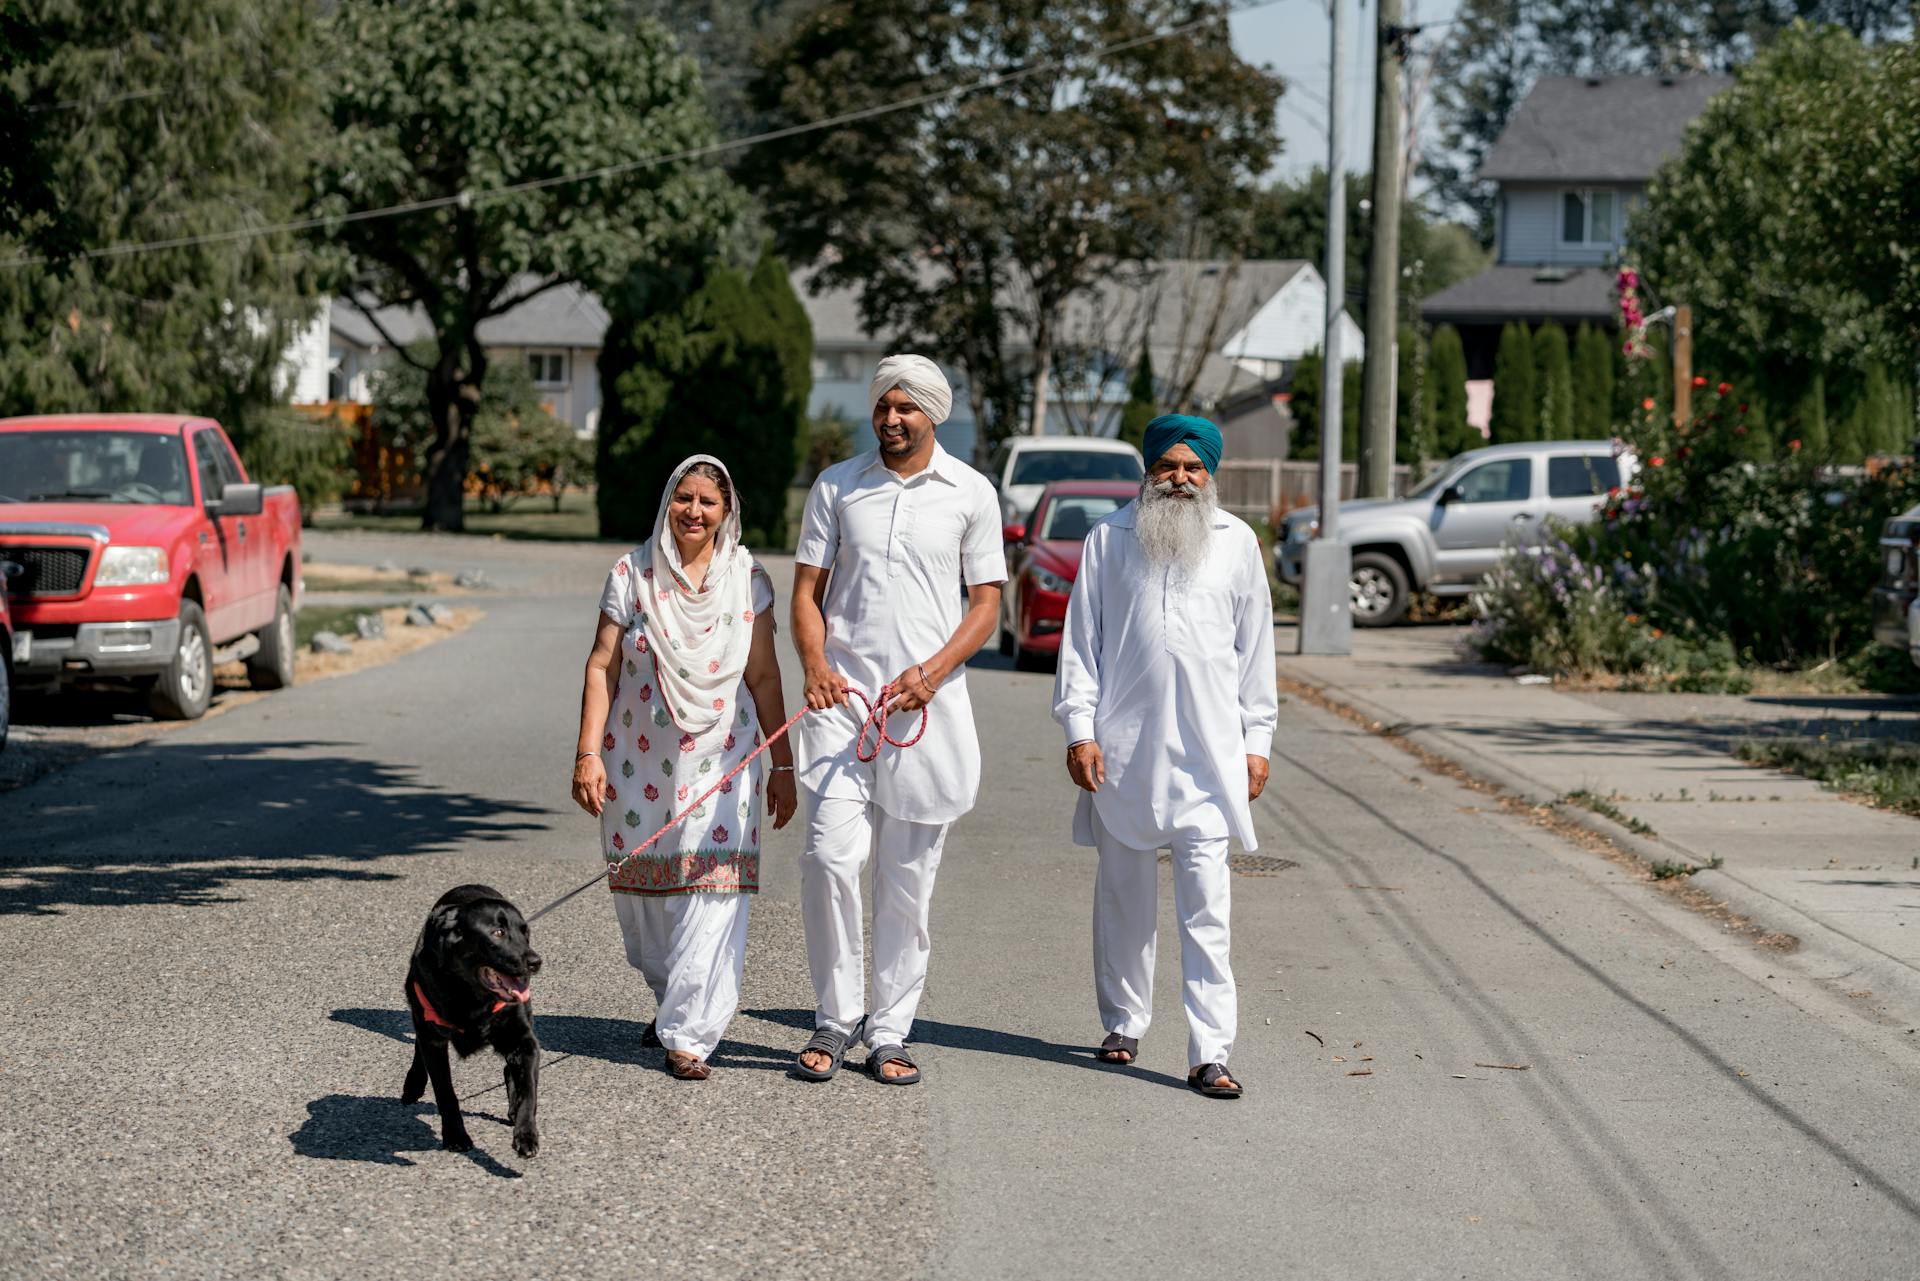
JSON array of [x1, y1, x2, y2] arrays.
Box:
[[1052, 412, 1278, 1099]]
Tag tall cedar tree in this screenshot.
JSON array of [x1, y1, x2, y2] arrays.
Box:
[[1118, 347, 1157, 451], [1570, 323, 1615, 438], [1532, 323, 1573, 441], [745, 0, 1281, 459], [313, 0, 734, 530], [1288, 352, 1362, 463], [0, 2, 319, 439], [1396, 323, 1431, 466], [598, 249, 810, 547], [1490, 323, 1537, 444], [1427, 324, 1476, 455]]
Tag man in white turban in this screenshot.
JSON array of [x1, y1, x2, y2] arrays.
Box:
[[1052, 414, 1278, 1100], [789, 353, 1005, 1085]]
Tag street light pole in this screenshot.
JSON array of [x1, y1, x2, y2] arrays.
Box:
[[1298, 0, 1353, 656]]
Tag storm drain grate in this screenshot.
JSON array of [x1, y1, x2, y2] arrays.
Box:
[[1158, 852, 1299, 876]]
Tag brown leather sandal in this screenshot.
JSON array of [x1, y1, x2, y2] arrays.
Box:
[[666, 1051, 711, 1081]]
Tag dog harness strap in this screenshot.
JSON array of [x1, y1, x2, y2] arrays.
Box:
[[414, 980, 507, 1035]]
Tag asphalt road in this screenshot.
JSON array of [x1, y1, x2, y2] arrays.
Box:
[[4, 529, 1920, 1280]]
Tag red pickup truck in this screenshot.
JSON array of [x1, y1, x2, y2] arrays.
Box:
[[0, 414, 302, 721]]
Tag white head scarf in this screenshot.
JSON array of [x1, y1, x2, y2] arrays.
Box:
[[868, 354, 953, 424], [639, 455, 753, 737]]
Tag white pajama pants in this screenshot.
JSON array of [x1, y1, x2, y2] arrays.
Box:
[[801, 792, 949, 1047], [1091, 810, 1237, 1067], [611, 891, 750, 1059]]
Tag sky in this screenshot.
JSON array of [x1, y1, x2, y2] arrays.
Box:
[[1228, 0, 1463, 181]]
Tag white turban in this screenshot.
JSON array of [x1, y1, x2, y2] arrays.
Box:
[[868, 354, 953, 425]]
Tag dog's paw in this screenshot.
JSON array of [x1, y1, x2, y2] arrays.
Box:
[[513, 1130, 539, 1159], [441, 1129, 474, 1153]]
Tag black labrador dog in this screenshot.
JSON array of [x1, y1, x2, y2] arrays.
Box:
[[401, 884, 542, 1157]]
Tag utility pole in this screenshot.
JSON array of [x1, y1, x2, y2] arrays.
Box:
[[1358, 0, 1404, 499], [1299, 0, 1353, 657], [1671, 303, 1693, 428]]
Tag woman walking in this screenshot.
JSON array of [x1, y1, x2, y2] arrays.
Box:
[[571, 455, 797, 1080]]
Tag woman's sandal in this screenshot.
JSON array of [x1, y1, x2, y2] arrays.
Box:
[[666, 1050, 711, 1081], [1097, 1033, 1139, 1065], [1188, 1063, 1243, 1099], [792, 1020, 860, 1082], [865, 1045, 921, 1086]]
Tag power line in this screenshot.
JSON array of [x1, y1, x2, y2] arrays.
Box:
[[2, 0, 1292, 271]]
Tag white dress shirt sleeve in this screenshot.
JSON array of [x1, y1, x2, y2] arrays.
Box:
[[1053, 527, 1104, 747], [1234, 530, 1279, 758], [961, 482, 1009, 586], [793, 472, 839, 569]]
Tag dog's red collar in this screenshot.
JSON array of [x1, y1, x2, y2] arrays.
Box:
[[413, 979, 508, 1035]]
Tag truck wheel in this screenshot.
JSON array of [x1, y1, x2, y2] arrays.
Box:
[[1350, 552, 1410, 628], [149, 600, 213, 720], [246, 585, 296, 690]]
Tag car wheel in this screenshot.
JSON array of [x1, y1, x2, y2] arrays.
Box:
[[246, 584, 296, 690], [1349, 552, 1410, 628], [149, 599, 213, 720]]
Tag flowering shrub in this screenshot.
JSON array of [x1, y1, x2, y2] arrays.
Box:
[[1471, 380, 1920, 688]]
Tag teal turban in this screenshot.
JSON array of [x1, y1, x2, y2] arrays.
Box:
[[1142, 413, 1222, 473]]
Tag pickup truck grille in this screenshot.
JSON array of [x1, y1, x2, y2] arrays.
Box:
[[3, 545, 92, 597]]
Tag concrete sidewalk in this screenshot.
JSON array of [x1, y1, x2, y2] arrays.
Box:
[[1274, 622, 1920, 1009]]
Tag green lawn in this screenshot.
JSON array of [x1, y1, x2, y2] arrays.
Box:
[[294, 604, 371, 648]]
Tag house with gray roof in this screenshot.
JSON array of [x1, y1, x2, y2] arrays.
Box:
[[288, 279, 611, 434], [1421, 75, 1730, 397]]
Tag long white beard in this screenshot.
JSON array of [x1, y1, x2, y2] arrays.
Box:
[[1135, 476, 1217, 571]]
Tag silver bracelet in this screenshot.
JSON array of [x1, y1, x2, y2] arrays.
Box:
[[769, 764, 795, 773], [575, 750, 597, 761]]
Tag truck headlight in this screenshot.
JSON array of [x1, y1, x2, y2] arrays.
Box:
[[95, 546, 170, 586]]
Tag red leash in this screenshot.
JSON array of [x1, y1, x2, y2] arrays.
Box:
[[528, 684, 927, 922]]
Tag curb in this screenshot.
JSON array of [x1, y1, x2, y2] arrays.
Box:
[[1275, 657, 1920, 1018]]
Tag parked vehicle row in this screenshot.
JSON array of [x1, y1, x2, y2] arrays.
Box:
[[1275, 440, 1638, 627], [0, 413, 303, 728]]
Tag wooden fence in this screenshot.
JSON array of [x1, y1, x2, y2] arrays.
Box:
[[1213, 459, 1413, 526]]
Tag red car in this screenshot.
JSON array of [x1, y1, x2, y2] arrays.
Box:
[[997, 480, 1139, 670]]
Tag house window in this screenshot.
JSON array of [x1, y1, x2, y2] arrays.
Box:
[[1560, 190, 1617, 246], [528, 351, 567, 386]]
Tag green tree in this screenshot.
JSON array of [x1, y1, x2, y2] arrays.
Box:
[[240, 410, 357, 526], [1427, 324, 1477, 456], [1288, 352, 1361, 463], [1118, 347, 1158, 452], [0, 2, 320, 434], [1490, 323, 1537, 443], [599, 255, 810, 547], [1570, 323, 1616, 438], [746, 0, 1282, 458], [1533, 323, 1573, 440], [1396, 323, 1432, 466], [312, 0, 734, 531]]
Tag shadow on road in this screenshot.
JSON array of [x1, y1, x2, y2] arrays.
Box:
[[742, 1006, 1189, 1091], [0, 740, 548, 916], [332, 1006, 797, 1075], [289, 1094, 521, 1178]]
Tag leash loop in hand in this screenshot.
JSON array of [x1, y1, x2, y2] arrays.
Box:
[[848, 682, 929, 763]]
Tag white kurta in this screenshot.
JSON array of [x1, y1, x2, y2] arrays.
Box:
[[793, 445, 1007, 824], [1052, 501, 1279, 850]]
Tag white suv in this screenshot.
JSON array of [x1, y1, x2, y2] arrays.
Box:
[[986, 437, 1144, 524]]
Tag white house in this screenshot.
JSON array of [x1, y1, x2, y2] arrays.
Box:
[[285, 278, 609, 435]]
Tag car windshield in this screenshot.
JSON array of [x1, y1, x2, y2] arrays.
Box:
[[1010, 449, 1142, 486], [1040, 494, 1126, 540], [1405, 459, 1462, 503], [0, 431, 191, 505]]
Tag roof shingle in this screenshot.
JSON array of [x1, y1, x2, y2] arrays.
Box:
[[1479, 75, 1731, 183]]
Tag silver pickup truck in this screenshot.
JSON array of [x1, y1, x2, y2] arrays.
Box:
[[1276, 439, 1637, 626]]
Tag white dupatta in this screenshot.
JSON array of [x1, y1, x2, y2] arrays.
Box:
[[639, 455, 754, 738]]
